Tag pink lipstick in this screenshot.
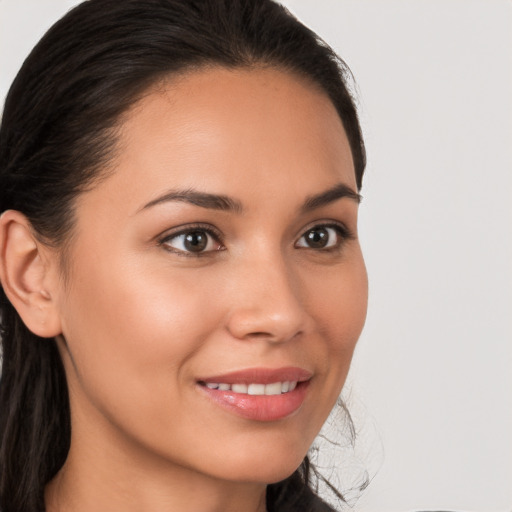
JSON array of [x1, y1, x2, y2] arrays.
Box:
[[197, 367, 311, 422]]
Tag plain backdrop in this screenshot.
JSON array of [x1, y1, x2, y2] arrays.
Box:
[[1, 1, 511, 511]]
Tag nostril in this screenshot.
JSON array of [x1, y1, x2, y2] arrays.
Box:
[[242, 329, 303, 343], [247, 331, 271, 338]]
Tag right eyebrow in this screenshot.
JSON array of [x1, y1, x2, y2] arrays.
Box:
[[301, 183, 361, 212], [139, 188, 244, 214]]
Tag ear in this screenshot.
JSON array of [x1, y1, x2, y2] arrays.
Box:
[[0, 210, 62, 338]]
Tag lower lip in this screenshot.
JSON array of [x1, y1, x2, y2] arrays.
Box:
[[198, 382, 309, 422]]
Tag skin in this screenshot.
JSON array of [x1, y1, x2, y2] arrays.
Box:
[[1, 67, 368, 512]]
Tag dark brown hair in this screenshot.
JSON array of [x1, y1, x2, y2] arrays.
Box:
[[0, 1, 366, 510]]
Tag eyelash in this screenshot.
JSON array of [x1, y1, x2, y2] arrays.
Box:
[[296, 223, 354, 251], [158, 223, 224, 257], [158, 221, 354, 257]]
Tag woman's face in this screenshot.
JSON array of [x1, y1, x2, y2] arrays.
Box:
[[53, 67, 368, 485]]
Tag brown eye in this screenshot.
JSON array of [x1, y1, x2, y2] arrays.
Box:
[[304, 227, 329, 248], [162, 229, 222, 255], [296, 225, 342, 250], [183, 231, 208, 252]]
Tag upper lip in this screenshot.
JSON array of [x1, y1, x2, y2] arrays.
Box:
[[197, 366, 313, 385]]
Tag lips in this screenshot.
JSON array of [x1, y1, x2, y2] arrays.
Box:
[[197, 367, 312, 422]]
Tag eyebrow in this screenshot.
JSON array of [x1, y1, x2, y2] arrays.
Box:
[[140, 183, 360, 214], [301, 183, 361, 212], [141, 188, 243, 214]]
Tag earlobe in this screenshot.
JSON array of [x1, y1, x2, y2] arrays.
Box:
[[0, 210, 62, 338]]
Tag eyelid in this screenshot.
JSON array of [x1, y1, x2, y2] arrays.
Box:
[[157, 223, 224, 256], [298, 220, 354, 239], [294, 220, 355, 249]]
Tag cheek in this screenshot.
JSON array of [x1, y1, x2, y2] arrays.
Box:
[[305, 253, 368, 390], [58, 253, 222, 414], [309, 255, 368, 346]]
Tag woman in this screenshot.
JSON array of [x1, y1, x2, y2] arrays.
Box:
[[0, 1, 367, 511]]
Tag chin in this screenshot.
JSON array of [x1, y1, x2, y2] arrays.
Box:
[[221, 463, 303, 486], [209, 443, 308, 485]]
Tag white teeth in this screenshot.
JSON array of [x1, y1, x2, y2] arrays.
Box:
[[265, 382, 282, 395], [204, 381, 299, 395], [232, 383, 248, 393], [248, 383, 265, 395]]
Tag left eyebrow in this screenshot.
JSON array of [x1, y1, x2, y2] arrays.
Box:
[[301, 183, 361, 212], [140, 188, 243, 214]]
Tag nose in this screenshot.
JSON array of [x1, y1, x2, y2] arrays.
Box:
[[225, 253, 309, 343]]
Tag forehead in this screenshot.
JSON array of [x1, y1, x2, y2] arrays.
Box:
[[82, 66, 355, 215]]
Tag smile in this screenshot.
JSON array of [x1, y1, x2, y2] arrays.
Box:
[[203, 381, 298, 395], [197, 367, 311, 421]]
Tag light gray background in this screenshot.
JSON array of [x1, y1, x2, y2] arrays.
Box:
[[1, 1, 511, 511]]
